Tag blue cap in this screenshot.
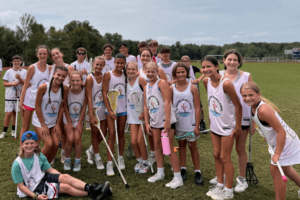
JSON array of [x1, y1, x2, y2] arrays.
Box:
[[21, 131, 38, 142]]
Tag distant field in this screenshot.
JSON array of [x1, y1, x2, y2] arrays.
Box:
[[0, 62, 299, 199]]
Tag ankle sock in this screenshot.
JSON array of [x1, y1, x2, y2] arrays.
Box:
[[217, 183, 224, 187], [157, 167, 164, 176], [61, 149, 65, 154], [94, 153, 101, 161], [151, 151, 155, 155], [238, 176, 246, 182], [174, 172, 182, 179], [142, 160, 148, 164], [181, 167, 187, 170], [119, 155, 124, 160], [65, 157, 70, 162], [224, 187, 233, 192], [107, 161, 113, 165], [3, 127, 8, 132], [89, 145, 94, 153], [195, 169, 201, 173], [75, 158, 81, 163], [137, 157, 142, 163], [12, 125, 15, 131]]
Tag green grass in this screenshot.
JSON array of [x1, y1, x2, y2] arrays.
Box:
[[0, 62, 300, 199]]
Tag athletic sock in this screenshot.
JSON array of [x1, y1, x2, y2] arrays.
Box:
[[174, 172, 182, 179], [181, 167, 187, 170], [65, 157, 70, 162], [89, 145, 94, 153], [3, 127, 8, 132], [142, 160, 148, 164], [12, 125, 15, 131], [94, 153, 101, 161], [157, 167, 164, 176], [151, 151, 155, 156], [107, 161, 113, 164], [137, 157, 142, 163], [119, 155, 124, 160], [195, 169, 201, 173], [224, 187, 233, 192], [217, 183, 224, 187], [238, 176, 246, 182], [75, 158, 81, 163], [61, 149, 65, 154]]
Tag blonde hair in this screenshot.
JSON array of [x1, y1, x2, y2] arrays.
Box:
[[181, 55, 190, 61], [126, 61, 138, 69], [145, 62, 158, 71], [241, 82, 280, 113], [70, 71, 83, 80]]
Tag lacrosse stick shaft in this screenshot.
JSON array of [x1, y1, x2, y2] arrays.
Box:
[[140, 121, 154, 173], [268, 145, 288, 182], [115, 120, 120, 166], [249, 133, 252, 162], [15, 99, 19, 139]]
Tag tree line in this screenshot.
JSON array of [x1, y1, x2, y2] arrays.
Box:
[[1, 14, 299, 67]]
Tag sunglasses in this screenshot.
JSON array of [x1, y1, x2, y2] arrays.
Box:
[[77, 53, 86, 55]]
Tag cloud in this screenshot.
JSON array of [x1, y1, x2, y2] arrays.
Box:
[[231, 31, 268, 38], [199, 6, 217, 11], [182, 36, 218, 44], [194, 32, 205, 36], [0, 10, 21, 28], [157, 36, 178, 45]]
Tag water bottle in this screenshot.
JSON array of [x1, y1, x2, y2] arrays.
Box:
[[161, 130, 171, 156]]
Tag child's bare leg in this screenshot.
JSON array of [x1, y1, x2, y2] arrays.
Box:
[[59, 183, 87, 196], [270, 165, 286, 200], [188, 141, 200, 170], [283, 166, 300, 187], [168, 129, 180, 173], [178, 140, 187, 167]]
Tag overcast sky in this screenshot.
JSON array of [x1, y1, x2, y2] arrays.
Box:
[[1, 0, 299, 46]]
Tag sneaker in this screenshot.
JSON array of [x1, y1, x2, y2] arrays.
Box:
[[298, 189, 300, 198], [106, 162, 115, 176], [95, 159, 105, 170], [165, 177, 184, 189], [73, 161, 81, 172], [11, 130, 16, 137], [0, 132, 6, 139], [234, 177, 248, 192], [148, 154, 156, 166], [209, 174, 226, 185], [134, 162, 142, 172], [86, 122, 91, 130], [61, 150, 66, 164], [119, 157, 125, 170], [148, 173, 165, 183], [92, 181, 112, 200], [181, 169, 187, 181], [139, 163, 149, 174], [211, 188, 234, 200], [206, 185, 223, 197], [50, 158, 55, 166], [86, 149, 94, 164], [64, 160, 71, 170], [195, 172, 204, 186]]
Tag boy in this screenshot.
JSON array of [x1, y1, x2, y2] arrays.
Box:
[[157, 47, 177, 85], [70, 47, 89, 84], [102, 44, 115, 73], [119, 43, 136, 63], [149, 40, 162, 63]]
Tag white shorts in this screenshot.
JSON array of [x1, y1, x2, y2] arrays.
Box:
[[176, 131, 199, 142], [5, 100, 19, 112], [271, 151, 300, 166]]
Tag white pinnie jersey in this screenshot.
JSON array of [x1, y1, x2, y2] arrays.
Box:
[[90, 73, 106, 121], [102, 57, 115, 73], [32, 82, 62, 128], [127, 77, 144, 124], [3, 69, 27, 100], [63, 87, 85, 127], [23, 63, 50, 108], [220, 70, 251, 126], [49, 64, 69, 85], [173, 83, 195, 132], [70, 60, 89, 83], [207, 78, 236, 136], [146, 79, 176, 128], [126, 55, 136, 63], [252, 101, 300, 159], [105, 71, 127, 114], [158, 61, 177, 82]]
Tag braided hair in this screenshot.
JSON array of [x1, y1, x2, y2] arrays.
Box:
[[48, 66, 68, 104]]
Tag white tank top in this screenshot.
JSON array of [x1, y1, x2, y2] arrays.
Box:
[[23, 63, 50, 108], [173, 83, 195, 132], [105, 71, 127, 114], [139, 68, 150, 83], [32, 82, 62, 128], [16, 154, 45, 197], [49, 64, 69, 85], [63, 87, 85, 127], [207, 78, 236, 136], [102, 57, 115, 73], [252, 101, 300, 159], [158, 61, 176, 81], [90, 73, 106, 121], [220, 70, 251, 126], [127, 77, 144, 124], [146, 79, 176, 128]]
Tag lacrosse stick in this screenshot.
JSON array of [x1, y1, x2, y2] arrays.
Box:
[[128, 91, 154, 174], [256, 128, 288, 182], [175, 132, 195, 139], [246, 133, 258, 184], [107, 89, 120, 166], [14, 99, 19, 139], [92, 107, 129, 189]]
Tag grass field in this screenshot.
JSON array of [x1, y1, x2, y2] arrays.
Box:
[[0, 62, 299, 199]]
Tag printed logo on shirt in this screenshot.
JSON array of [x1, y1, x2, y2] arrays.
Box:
[[102, 64, 112, 73], [208, 96, 223, 117], [45, 101, 60, 117], [37, 78, 49, 88], [166, 73, 172, 82], [147, 95, 160, 113], [114, 83, 125, 99], [69, 102, 82, 118], [94, 90, 103, 106], [175, 99, 192, 117], [128, 97, 135, 109]]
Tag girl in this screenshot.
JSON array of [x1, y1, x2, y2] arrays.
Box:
[[241, 82, 300, 200], [126, 61, 149, 173], [170, 63, 203, 186], [19, 45, 52, 144], [144, 62, 183, 189], [212, 49, 254, 192], [1, 55, 27, 139], [85, 56, 107, 170], [12, 130, 112, 199], [63, 71, 86, 171], [103, 53, 127, 176], [32, 66, 68, 163], [50, 47, 74, 164], [138, 48, 167, 166], [202, 56, 242, 200]]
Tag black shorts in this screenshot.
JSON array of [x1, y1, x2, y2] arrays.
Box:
[[34, 173, 60, 194], [211, 131, 230, 137], [151, 123, 176, 130], [241, 125, 250, 130]]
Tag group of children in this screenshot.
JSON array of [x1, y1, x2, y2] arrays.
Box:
[[2, 41, 300, 199]]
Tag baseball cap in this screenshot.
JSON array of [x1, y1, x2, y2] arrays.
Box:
[[21, 131, 38, 142]]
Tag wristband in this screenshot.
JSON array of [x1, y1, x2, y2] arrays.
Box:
[[33, 193, 38, 199]]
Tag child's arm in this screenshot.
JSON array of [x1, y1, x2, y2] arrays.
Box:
[[158, 68, 167, 81], [3, 80, 18, 87], [159, 80, 172, 132], [64, 88, 73, 134], [19, 65, 35, 108], [85, 76, 97, 125], [203, 77, 208, 91], [191, 74, 205, 84], [15, 74, 25, 84], [138, 77, 147, 120], [191, 84, 200, 136], [17, 183, 48, 199], [35, 84, 49, 137], [143, 85, 152, 135]]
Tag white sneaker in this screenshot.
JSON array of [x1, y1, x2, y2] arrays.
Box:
[[73, 161, 81, 172], [206, 185, 223, 197], [11, 130, 15, 137], [211, 188, 234, 200], [64, 160, 71, 170], [86, 149, 94, 164], [298, 189, 300, 198], [86, 122, 91, 130], [234, 177, 248, 193], [95, 158, 105, 170], [106, 162, 115, 176], [209, 174, 226, 185], [139, 163, 149, 174], [148, 173, 165, 183], [119, 157, 125, 170], [0, 132, 6, 139], [149, 154, 156, 165], [61, 150, 66, 164], [165, 177, 183, 189], [134, 162, 142, 172]]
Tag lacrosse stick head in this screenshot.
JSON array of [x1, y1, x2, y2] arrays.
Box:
[[128, 91, 143, 116], [246, 162, 258, 185], [92, 107, 101, 130], [108, 89, 120, 114]]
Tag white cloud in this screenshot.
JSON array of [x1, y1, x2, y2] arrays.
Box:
[[253, 31, 268, 37], [0, 10, 21, 28], [157, 36, 178, 45], [231, 31, 268, 38], [182, 36, 218, 44]]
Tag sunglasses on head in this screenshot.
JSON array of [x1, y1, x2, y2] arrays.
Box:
[[77, 53, 86, 55]]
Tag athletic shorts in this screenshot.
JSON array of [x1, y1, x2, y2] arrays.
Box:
[[5, 100, 19, 112], [151, 123, 176, 130], [23, 104, 35, 111], [241, 125, 250, 130], [34, 173, 60, 199], [211, 131, 231, 137], [176, 131, 199, 142]]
